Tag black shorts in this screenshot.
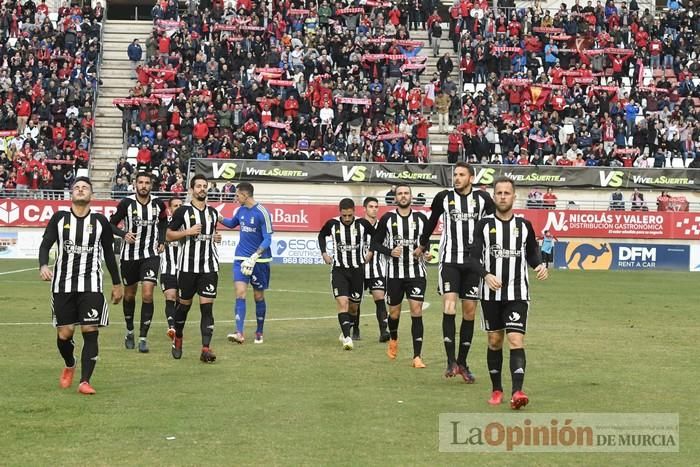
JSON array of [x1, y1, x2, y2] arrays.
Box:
[[51, 292, 109, 327], [121, 256, 160, 286], [386, 277, 426, 306], [331, 267, 364, 303], [481, 300, 529, 334], [178, 272, 218, 300], [160, 273, 178, 292], [542, 251, 553, 263], [438, 263, 480, 300], [364, 276, 386, 292]]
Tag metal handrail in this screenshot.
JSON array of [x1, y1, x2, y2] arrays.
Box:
[[88, 2, 107, 180]]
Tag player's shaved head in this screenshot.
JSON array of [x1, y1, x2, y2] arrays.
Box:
[[237, 182, 254, 196], [339, 198, 355, 211]]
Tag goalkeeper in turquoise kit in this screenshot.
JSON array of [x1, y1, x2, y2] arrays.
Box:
[[219, 182, 273, 344]]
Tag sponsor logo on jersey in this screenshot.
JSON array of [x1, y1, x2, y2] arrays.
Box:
[[63, 239, 95, 255]]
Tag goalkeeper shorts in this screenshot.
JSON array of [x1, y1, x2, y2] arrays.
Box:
[[233, 260, 270, 290]]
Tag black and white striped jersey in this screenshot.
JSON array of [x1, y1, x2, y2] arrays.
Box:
[[420, 189, 496, 265], [364, 218, 385, 279], [168, 203, 220, 273], [317, 217, 374, 269], [160, 215, 179, 276], [110, 195, 168, 261], [40, 210, 120, 293], [471, 215, 542, 301], [372, 210, 429, 279]]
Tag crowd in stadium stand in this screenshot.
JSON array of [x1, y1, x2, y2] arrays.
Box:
[[111, 0, 700, 192], [0, 0, 104, 197]]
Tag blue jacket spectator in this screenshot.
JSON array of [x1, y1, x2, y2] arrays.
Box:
[[127, 39, 142, 61]]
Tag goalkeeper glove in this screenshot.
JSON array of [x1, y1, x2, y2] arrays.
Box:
[[241, 252, 260, 276]]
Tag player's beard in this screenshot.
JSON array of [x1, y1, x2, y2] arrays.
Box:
[[397, 199, 411, 209], [496, 201, 513, 214], [194, 191, 207, 202]]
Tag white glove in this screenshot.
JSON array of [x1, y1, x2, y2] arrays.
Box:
[[241, 252, 260, 276]]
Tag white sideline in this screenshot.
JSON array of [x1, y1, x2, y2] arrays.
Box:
[[0, 267, 36, 276], [0, 300, 430, 326]]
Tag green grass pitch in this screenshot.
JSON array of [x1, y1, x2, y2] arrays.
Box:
[[0, 259, 697, 466]]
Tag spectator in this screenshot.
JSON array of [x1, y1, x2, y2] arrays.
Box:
[[630, 188, 646, 211], [610, 188, 625, 211], [542, 187, 558, 209], [539, 230, 557, 268], [435, 92, 451, 132], [112, 176, 129, 199], [110, 0, 700, 191], [221, 181, 236, 200], [527, 187, 544, 209], [136, 144, 152, 170], [127, 39, 143, 78], [385, 185, 397, 205], [208, 182, 221, 201]]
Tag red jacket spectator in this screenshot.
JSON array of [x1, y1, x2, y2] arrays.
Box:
[[407, 88, 422, 111], [14, 159, 30, 187], [242, 119, 259, 135], [16, 98, 31, 117], [635, 29, 649, 48], [448, 132, 463, 152], [284, 97, 299, 118], [52, 125, 67, 142], [414, 141, 428, 163], [192, 120, 209, 140], [137, 146, 152, 165], [414, 118, 431, 140], [158, 36, 170, 55], [75, 147, 90, 163]]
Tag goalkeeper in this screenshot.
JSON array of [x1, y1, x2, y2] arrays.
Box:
[[219, 182, 274, 345]]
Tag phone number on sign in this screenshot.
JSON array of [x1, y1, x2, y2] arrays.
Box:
[[280, 257, 326, 265]]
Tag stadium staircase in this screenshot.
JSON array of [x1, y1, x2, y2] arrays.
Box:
[[91, 20, 154, 194], [412, 27, 454, 164]]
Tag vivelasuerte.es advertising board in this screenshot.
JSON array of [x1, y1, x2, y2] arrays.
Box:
[[190, 159, 700, 190], [554, 242, 690, 271]]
